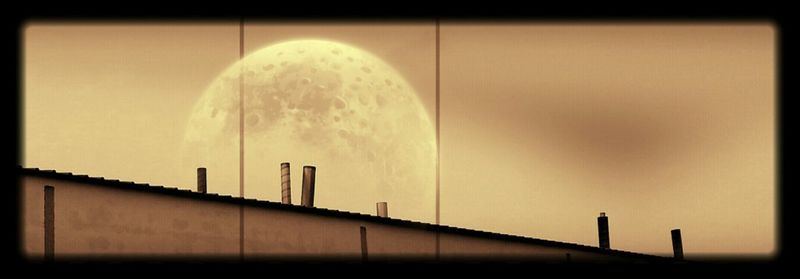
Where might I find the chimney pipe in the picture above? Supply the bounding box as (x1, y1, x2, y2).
(376, 202, 388, 217)
(197, 167, 207, 194)
(671, 229, 684, 260)
(301, 166, 316, 207)
(597, 212, 610, 249)
(280, 162, 291, 204)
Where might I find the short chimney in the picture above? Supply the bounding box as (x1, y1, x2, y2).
(597, 212, 610, 249)
(197, 167, 207, 193)
(671, 229, 684, 260)
(301, 166, 316, 207)
(376, 202, 388, 217)
(280, 162, 291, 204)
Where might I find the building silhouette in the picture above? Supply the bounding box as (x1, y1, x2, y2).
(19, 166, 677, 262)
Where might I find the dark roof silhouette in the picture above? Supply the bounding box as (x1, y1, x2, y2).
(19, 166, 672, 261)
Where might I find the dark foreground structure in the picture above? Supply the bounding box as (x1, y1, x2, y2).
(19, 166, 675, 263)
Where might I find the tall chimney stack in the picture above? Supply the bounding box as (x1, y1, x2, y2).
(597, 212, 610, 249)
(671, 229, 684, 260)
(280, 162, 292, 204)
(301, 166, 316, 207)
(197, 167, 207, 194)
(376, 202, 388, 217)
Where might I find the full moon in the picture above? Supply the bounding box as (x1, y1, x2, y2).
(180, 39, 435, 222)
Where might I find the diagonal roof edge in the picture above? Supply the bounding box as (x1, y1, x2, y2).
(17, 166, 672, 261)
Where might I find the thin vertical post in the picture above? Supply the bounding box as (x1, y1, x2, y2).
(360, 226, 368, 262)
(44, 185, 54, 261)
(435, 17, 441, 261)
(238, 17, 245, 261)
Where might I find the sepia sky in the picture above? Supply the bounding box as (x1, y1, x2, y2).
(23, 21, 775, 256)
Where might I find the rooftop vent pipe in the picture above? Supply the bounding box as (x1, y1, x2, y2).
(197, 167, 207, 194)
(280, 162, 291, 204)
(376, 202, 388, 217)
(301, 166, 316, 207)
(598, 212, 610, 249)
(671, 229, 684, 260)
